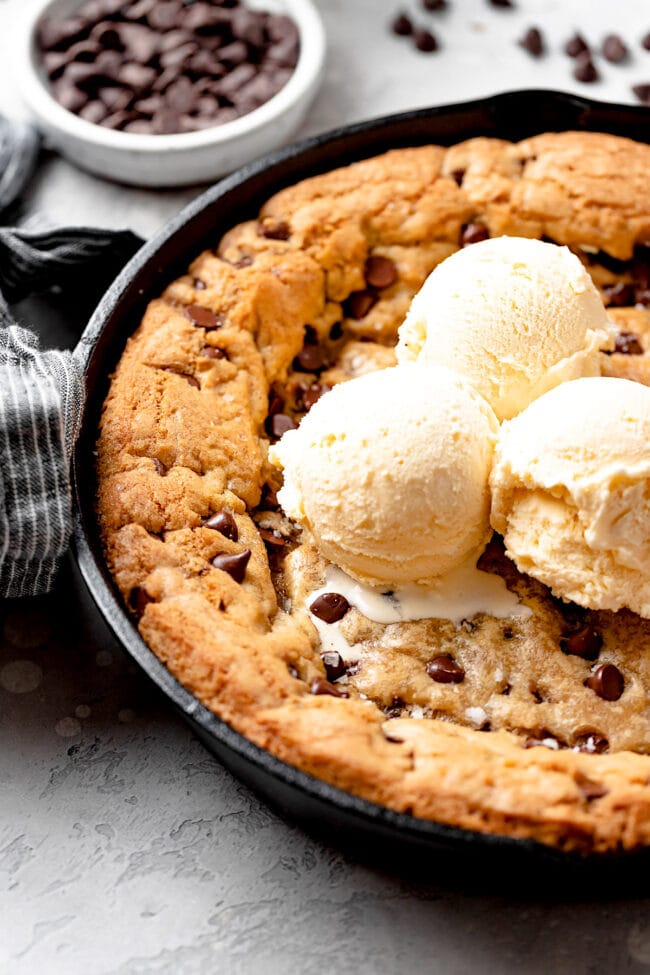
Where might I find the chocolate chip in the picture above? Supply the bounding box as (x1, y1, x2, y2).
(294, 342, 324, 373)
(202, 345, 225, 360)
(426, 654, 465, 684)
(258, 528, 286, 550)
(384, 696, 405, 719)
(602, 33, 628, 63)
(266, 413, 297, 440)
(391, 13, 413, 35)
(258, 218, 291, 240)
(310, 592, 350, 623)
(613, 330, 643, 355)
(267, 391, 284, 417)
(301, 382, 330, 411)
(489, 0, 514, 7)
(450, 168, 465, 186)
(519, 27, 544, 57)
(79, 100, 108, 124)
(212, 549, 251, 583)
(422, 0, 447, 9)
(643, 33, 650, 52)
(185, 304, 220, 330)
(129, 585, 155, 617)
(565, 33, 589, 57)
(574, 52, 599, 82)
(329, 321, 343, 341)
(321, 651, 347, 682)
(152, 458, 167, 476)
(205, 510, 238, 541)
(632, 84, 650, 104)
(602, 281, 635, 307)
(560, 624, 603, 661)
(574, 732, 609, 754)
(310, 677, 349, 699)
(344, 289, 378, 319)
(585, 663, 624, 701)
(364, 255, 398, 290)
(413, 28, 438, 52)
(460, 222, 489, 246)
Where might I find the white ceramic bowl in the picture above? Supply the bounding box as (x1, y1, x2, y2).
(15, 0, 326, 187)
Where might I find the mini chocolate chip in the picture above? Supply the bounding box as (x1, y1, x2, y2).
(310, 677, 349, 698)
(413, 28, 438, 52)
(633, 84, 650, 105)
(152, 458, 167, 476)
(565, 33, 589, 57)
(460, 222, 489, 246)
(426, 654, 465, 684)
(202, 345, 226, 359)
(574, 52, 599, 82)
(602, 33, 628, 63)
(266, 413, 297, 439)
(392, 12, 413, 34)
(301, 382, 330, 411)
(185, 304, 220, 330)
(321, 650, 347, 682)
(344, 289, 378, 319)
(205, 510, 238, 541)
(130, 585, 155, 617)
(310, 592, 350, 623)
(212, 549, 251, 583)
(258, 218, 290, 240)
(585, 663, 624, 701)
(613, 330, 643, 355)
(560, 624, 603, 661)
(602, 281, 635, 307)
(574, 732, 609, 754)
(519, 27, 544, 57)
(364, 255, 398, 290)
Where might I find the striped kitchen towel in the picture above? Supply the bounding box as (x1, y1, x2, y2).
(0, 114, 142, 597)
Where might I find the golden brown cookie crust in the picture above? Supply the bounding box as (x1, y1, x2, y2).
(97, 131, 650, 854)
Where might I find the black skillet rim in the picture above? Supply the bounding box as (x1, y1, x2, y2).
(72, 89, 650, 870)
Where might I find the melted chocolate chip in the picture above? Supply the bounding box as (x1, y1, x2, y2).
(205, 510, 238, 541)
(574, 732, 609, 754)
(310, 592, 349, 623)
(585, 663, 624, 701)
(321, 650, 347, 682)
(364, 255, 398, 290)
(266, 413, 297, 439)
(310, 677, 349, 698)
(185, 304, 221, 330)
(426, 654, 465, 684)
(129, 585, 154, 617)
(565, 33, 589, 57)
(460, 222, 489, 247)
(212, 549, 251, 583)
(560, 624, 602, 661)
(519, 27, 544, 57)
(574, 52, 598, 82)
(258, 218, 291, 240)
(613, 330, 643, 355)
(602, 33, 628, 63)
(344, 289, 378, 319)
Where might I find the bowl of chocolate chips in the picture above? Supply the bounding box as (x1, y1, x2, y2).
(16, 0, 325, 186)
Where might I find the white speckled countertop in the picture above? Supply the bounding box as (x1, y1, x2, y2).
(3, 1, 650, 972)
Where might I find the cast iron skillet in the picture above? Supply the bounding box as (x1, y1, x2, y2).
(73, 90, 650, 886)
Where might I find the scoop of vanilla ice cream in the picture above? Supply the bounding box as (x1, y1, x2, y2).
(269, 364, 499, 587)
(490, 377, 650, 617)
(396, 236, 614, 421)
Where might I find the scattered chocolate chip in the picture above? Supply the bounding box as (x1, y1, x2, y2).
(301, 382, 331, 411)
(426, 654, 465, 684)
(423, 0, 447, 9)
(185, 304, 221, 330)
(266, 413, 297, 439)
(574, 732, 609, 754)
(258, 218, 291, 240)
(643, 33, 650, 52)
(565, 33, 589, 57)
(560, 624, 603, 661)
(602, 281, 635, 307)
(632, 83, 650, 104)
(205, 510, 238, 541)
(344, 289, 378, 319)
(489, 0, 514, 7)
(574, 52, 599, 82)
(413, 28, 438, 52)
(310, 677, 349, 699)
(202, 345, 225, 360)
(310, 592, 350, 623)
(519, 27, 544, 57)
(260, 484, 279, 510)
(364, 255, 398, 290)
(212, 549, 251, 583)
(602, 33, 628, 63)
(585, 663, 624, 701)
(612, 330, 643, 355)
(258, 528, 286, 550)
(129, 585, 154, 617)
(321, 650, 347, 682)
(294, 339, 324, 373)
(152, 458, 167, 476)
(460, 222, 489, 247)
(391, 14, 413, 37)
